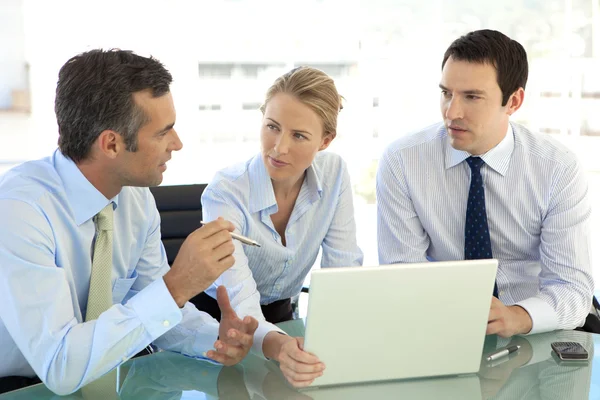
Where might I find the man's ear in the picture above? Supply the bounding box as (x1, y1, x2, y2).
(319, 131, 336, 151)
(506, 88, 525, 116)
(96, 129, 122, 159)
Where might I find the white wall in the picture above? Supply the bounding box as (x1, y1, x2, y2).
(0, 0, 26, 109)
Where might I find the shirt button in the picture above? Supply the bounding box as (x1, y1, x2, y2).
(163, 320, 170, 327)
(499, 291, 505, 296)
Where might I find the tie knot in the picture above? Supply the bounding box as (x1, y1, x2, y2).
(466, 156, 485, 172)
(95, 203, 114, 231)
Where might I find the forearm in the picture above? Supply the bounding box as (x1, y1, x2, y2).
(508, 305, 533, 334)
(203, 248, 283, 357)
(535, 158, 593, 331)
(163, 268, 213, 308)
(516, 287, 591, 334)
(18, 279, 181, 395)
(262, 331, 293, 361)
(153, 300, 220, 358)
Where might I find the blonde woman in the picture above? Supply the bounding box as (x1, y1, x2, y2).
(200, 67, 363, 387)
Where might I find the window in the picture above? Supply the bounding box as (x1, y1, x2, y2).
(1, 0, 599, 282)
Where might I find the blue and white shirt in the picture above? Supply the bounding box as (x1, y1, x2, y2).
(377, 122, 593, 334)
(0, 150, 219, 394)
(202, 151, 363, 353)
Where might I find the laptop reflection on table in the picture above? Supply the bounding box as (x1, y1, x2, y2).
(305, 374, 481, 400)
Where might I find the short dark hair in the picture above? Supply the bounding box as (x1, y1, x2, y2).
(442, 29, 528, 106)
(55, 49, 173, 162)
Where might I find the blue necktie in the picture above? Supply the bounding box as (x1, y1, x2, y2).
(465, 157, 498, 297)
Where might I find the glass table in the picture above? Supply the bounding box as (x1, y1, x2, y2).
(1, 319, 597, 399)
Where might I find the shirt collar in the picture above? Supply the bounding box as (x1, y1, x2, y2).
(249, 154, 276, 214)
(248, 153, 323, 213)
(304, 157, 323, 203)
(53, 149, 119, 226)
(444, 122, 515, 176)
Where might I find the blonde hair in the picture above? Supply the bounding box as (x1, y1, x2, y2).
(260, 66, 342, 135)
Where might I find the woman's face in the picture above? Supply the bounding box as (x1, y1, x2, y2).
(261, 93, 334, 185)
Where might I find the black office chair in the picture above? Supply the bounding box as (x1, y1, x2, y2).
(150, 184, 308, 321)
(150, 184, 206, 265)
(149, 184, 220, 316)
(578, 297, 600, 333)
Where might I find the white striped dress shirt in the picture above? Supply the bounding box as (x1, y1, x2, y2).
(202, 151, 363, 355)
(377, 122, 593, 334)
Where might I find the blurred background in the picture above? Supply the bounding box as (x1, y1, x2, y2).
(1, 0, 599, 279)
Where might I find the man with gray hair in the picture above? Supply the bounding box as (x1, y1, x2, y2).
(0, 49, 257, 395)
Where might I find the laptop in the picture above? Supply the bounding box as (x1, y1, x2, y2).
(302, 259, 497, 388)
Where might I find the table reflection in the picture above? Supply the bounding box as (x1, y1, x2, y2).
(0, 326, 595, 400)
(114, 330, 594, 400)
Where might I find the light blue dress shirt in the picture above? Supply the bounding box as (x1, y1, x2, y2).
(377, 122, 593, 334)
(0, 150, 218, 395)
(202, 151, 363, 354)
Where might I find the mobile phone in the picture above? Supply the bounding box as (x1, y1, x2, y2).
(551, 341, 589, 360)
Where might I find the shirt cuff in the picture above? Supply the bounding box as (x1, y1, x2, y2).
(127, 278, 183, 339)
(252, 320, 285, 358)
(515, 296, 559, 335)
(180, 352, 222, 365)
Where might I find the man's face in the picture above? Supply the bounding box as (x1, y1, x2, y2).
(118, 90, 182, 187)
(440, 57, 514, 155)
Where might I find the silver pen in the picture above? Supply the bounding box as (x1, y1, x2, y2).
(200, 221, 262, 247)
(486, 345, 520, 361)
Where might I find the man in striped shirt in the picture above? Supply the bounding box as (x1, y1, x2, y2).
(377, 29, 593, 337)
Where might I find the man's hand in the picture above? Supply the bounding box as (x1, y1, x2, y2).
(487, 297, 533, 337)
(207, 286, 258, 366)
(164, 218, 235, 307)
(263, 332, 325, 388)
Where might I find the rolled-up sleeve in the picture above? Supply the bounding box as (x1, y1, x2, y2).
(517, 159, 593, 333)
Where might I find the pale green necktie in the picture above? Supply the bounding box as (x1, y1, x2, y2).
(81, 204, 118, 399)
(85, 203, 114, 322)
